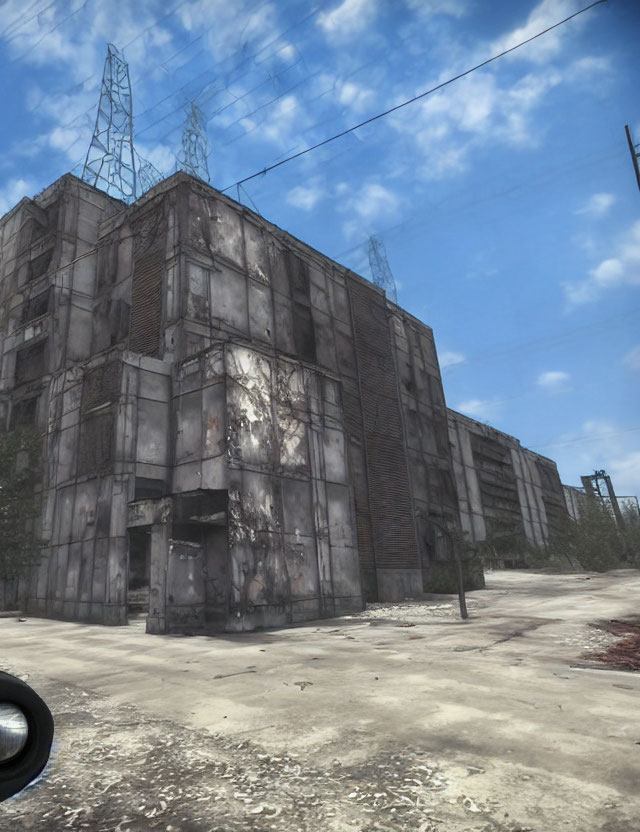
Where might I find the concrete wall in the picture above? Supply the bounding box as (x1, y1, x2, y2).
(448, 409, 568, 558)
(0, 171, 470, 629)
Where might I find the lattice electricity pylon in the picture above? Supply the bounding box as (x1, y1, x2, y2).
(135, 150, 164, 195)
(176, 102, 210, 183)
(82, 43, 137, 202)
(368, 235, 398, 305)
(625, 125, 640, 192)
(580, 469, 624, 527)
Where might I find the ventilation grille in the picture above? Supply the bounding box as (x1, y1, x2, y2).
(348, 279, 419, 570)
(129, 250, 163, 356)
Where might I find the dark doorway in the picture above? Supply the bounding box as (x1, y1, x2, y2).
(128, 529, 151, 618)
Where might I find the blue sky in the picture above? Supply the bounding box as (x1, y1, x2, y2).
(1, 0, 639, 498)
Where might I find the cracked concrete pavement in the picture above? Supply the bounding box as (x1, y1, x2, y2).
(1, 569, 639, 831)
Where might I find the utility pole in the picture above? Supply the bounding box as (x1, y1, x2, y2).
(368, 235, 398, 305)
(625, 125, 640, 192)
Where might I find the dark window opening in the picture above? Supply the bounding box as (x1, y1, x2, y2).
(292, 301, 316, 363)
(77, 407, 114, 476)
(28, 249, 54, 282)
(22, 290, 50, 324)
(15, 340, 47, 385)
(134, 477, 166, 501)
(81, 359, 122, 413)
(171, 522, 204, 544)
(10, 396, 39, 429)
(128, 529, 150, 616)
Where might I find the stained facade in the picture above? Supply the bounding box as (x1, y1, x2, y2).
(0, 172, 483, 633)
(448, 410, 567, 563)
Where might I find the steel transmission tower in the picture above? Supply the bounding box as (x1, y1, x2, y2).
(581, 469, 624, 527)
(368, 235, 398, 305)
(176, 102, 210, 182)
(82, 44, 137, 202)
(625, 125, 640, 192)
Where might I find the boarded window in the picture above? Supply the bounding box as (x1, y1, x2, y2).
(22, 290, 50, 324)
(129, 250, 163, 356)
(77, 407, 115, 476)
(15, 340, 46, 384)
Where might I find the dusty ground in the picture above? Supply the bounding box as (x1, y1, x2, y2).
(1, 569, 639, 832)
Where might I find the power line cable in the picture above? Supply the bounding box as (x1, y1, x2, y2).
(220, 0, 607, 193)
(534, 426, 640, 450)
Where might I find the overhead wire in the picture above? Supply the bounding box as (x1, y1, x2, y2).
(219, 0, 608, 193)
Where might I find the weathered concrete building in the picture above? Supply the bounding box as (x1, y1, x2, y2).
(448, 409, 567, 563)
(0, 172, 476, 633)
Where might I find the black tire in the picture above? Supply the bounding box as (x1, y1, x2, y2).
(0, 671, 54, 802)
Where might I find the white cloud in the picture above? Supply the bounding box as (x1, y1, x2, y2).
(575, 192, 616, 217)
(623, 346, 640, 372)
(286, 184, 324, 211)
(439, 350, 466, 369)
(455, 398, 501, 420)
(550, 419, 640, 497)
(336, 81, 374, 114)
(317, 0, 378, 38)
(341, 182, 400, 238)
(608, 452, 640, 498)
(0, 178, 35, 216)
(490, 0, 588, 65)
(537, 370, 570, 389)
(564, 219, 640, 305)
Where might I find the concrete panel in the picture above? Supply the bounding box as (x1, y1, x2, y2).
(376, 567, 423, 601)
(56, 425, 78, 484)
(211, 264, 248, 333)
(64, 541, 83, 603)
(137, 398, 169, 465)
(202, 382, 225, 458)
(71, 479, 98, 542)
(79, 540, 95, 603)
(312, 308, 338, 372)
(244, 220, 269, 285)
(273, 294, 295, 355)
(187, 261, 208, 320)
(329, 545, 362, 599)
(281, 477, 314, 535)
(328, 277, 350, 323)
(201, 457, 228, 490)
(211, 201, 244, 269)
(138, 368, 170, 402)
(323, 427, 347, 484)
(175, 390, 202, 462)
(248, 280, 274, 345)
(282, 533, 318, 600)
(326, 482, 354, 548)
(66, 304, 93, 361)
(309, 267, 329, 311)
(55, 485, 76, 542)
(109, 483, 129, 539)
(204, 347, 224, 381)
(173, 461, 202, 493)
